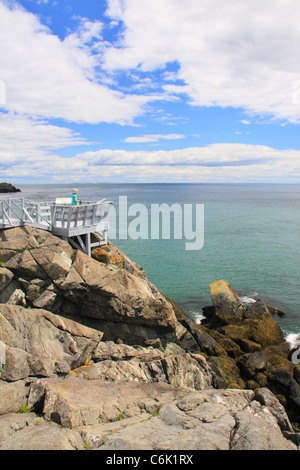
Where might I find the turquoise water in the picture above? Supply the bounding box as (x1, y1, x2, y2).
(7, 183, 300, 337)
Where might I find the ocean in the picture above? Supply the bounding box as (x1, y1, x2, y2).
(3, 183, 300, 344)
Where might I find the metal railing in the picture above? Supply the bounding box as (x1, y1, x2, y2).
(51, 201, 107, 230)
(0, 197, 113, 234)
(0, 197, 51, 228)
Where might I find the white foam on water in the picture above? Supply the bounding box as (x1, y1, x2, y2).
(189, 310, 206, 324)
(240, 291, 260, 305)
(240, 296, 256, 305)
(286, 333, 300, 349)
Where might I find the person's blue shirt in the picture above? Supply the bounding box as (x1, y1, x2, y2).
(72, 193, 79, 205)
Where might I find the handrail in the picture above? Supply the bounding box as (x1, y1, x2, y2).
(0, 197, 113, 255)
(24, 200, 52, 227)
(0, 197, 113, 232)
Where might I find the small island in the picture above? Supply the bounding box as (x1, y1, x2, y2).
(0, 182, 21, 193)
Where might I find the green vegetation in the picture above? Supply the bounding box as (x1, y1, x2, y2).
(19, 403, 33, 413)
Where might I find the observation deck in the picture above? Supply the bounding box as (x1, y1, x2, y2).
(0, 197, 113, 256)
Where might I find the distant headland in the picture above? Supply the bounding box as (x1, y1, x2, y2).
(0, 182, 21, 193)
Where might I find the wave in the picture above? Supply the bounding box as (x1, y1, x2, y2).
(240, 291, 261, 306)
(286, 333, 300, 350)
(240, 295, 257, 305)
(186, 309, 206, 324)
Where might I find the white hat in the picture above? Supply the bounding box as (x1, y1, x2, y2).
(73, 188, 78, 193)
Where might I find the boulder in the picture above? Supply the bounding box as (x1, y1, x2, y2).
(0, 414, 84, 450)
(7, 289, 26, 307)
(91, 247, 110, 263)
(209, 280, 244, 324)
(92, 240, 147, 280)
(254, 387, 294, 432)
(243, 301, 285, 347)
(180, 317, 226, 356)
(161, 353, 213, 390)
(207, 355, 246, 389)
(65, 351, 212, 392)
(0, 304, 103, 381)
(271, 368, 300, 419)
(231, 401, 295, 450)
(0, 268, 14, 293)
(210, 280, 243, 311)
(0, 226, 64, 263)
(59, 249, 177, 332)
(0, 226, 177, 344)
(0, 380, 28, 415)
(0, 299, 213, 393)
(237, 352, 272, 385)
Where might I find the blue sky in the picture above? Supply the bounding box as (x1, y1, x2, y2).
(1, 0, 300, 183)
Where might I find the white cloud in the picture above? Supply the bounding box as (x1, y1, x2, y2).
(77, 143, 300, 168)
(1, 129, 299, 182)
(104, 0, 300, 123)
(67, 17, 103, 45)
(43, 143, 298, 183)
(0, 2, 149, 124)
(0, 113, 88, 167)
(124, 133, 185, 143)
(1, 1, 300, 185)
(2, 0, 300, 127)
(3, 0, 300, 127)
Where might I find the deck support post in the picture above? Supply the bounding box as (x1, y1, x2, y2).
(85, 233, 91, 257)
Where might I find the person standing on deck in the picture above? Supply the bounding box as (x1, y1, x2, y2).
(72, 188, 81, 205)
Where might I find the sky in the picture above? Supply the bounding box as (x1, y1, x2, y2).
(1, 0, 300, 184)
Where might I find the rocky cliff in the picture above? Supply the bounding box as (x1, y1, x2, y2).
(0, 226, 299, 450)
